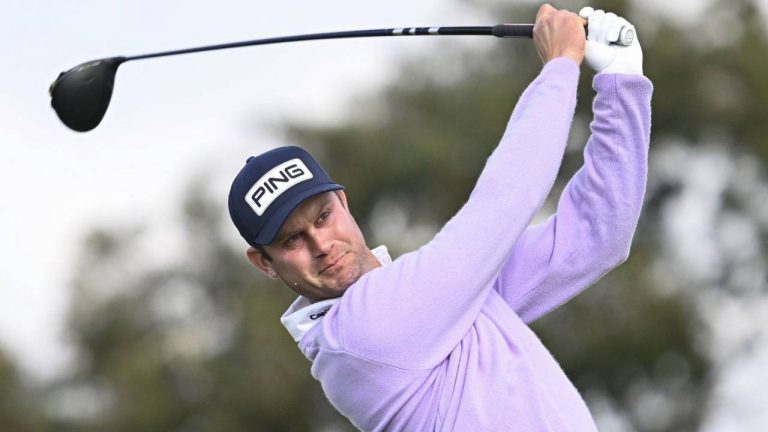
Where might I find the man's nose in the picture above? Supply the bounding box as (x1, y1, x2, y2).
(307, 229, 332, 258)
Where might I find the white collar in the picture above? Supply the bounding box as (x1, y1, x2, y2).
(280, 245, 392, 342)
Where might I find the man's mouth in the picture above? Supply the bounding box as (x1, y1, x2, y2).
(320, 252, 348, 275)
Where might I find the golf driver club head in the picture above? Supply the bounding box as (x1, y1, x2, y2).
(49, 57, 125, 132)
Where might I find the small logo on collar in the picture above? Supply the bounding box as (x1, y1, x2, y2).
(310, 308, 331, 320)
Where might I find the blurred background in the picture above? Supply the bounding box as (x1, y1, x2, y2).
(1, 0, 767, 430)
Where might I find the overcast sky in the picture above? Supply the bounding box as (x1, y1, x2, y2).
(1, 0, 765, 428)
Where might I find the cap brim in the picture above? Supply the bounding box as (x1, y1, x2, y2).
(253, 183, 344, 245)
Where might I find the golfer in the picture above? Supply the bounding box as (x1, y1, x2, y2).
(228, 5, 651, 431)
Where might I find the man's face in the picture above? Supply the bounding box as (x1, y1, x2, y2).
(247, 191, 380, 302)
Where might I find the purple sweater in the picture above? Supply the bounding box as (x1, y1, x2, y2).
(281, 58, 653, 431)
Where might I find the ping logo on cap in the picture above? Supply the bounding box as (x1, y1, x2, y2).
(245, 158, 313, 216)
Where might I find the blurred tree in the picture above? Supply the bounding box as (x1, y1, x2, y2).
(0, 350, 46, 431)
(646, 0, 768, 162)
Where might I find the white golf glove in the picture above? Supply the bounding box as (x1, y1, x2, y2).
(579, 7, 643, 75)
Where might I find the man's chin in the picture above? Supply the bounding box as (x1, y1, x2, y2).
(331, 268, 364, 292)
(322, 256, 376, 295)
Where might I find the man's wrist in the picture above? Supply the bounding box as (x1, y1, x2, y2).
(544, 49, 583, 66)
(545, 55, 582, 70)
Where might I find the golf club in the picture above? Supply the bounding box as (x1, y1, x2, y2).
(50, 24, 635, 132)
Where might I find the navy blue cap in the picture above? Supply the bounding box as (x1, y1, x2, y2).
(228, 146, 343, 246)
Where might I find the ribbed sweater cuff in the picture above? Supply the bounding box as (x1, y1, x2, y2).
(593, 73, 654, 105)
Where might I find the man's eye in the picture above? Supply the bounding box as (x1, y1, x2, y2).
(285, 233, 301, 245)
(318, 211, 330, 223)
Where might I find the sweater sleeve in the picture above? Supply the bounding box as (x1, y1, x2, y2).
(328, 58, 581, 369)
(493, 73, 653, 324)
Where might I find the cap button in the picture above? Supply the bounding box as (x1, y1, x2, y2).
(246, 156, 255, 163)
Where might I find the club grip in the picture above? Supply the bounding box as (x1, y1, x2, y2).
(586, 25, 636, 46)
(492, 23, 635, 46)
(492, 24, 534, 38)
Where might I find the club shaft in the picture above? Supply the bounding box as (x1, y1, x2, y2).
(124, 25, 534, 62)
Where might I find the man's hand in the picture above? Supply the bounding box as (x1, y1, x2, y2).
(580, 7, 644, 75)
(533, 4, 586, 65)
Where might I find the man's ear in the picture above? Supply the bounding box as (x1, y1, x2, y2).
(247, 247, 278, 279)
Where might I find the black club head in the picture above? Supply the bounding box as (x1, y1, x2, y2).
(49, 57, 125, 132)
